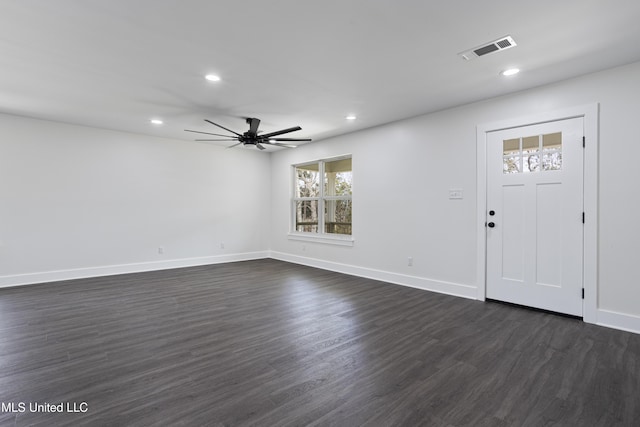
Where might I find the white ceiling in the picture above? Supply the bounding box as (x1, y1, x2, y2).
(2, 0, 640, 149)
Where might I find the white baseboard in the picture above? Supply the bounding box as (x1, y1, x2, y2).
(269, 251, 478, 300)
(5, 253, 639, 336)
(597, 309, 640, 335)
(0, 251, 269, 288)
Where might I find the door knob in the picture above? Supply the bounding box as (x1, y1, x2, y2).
(488, 222, 495, 228)
(489, 210, 495, 216)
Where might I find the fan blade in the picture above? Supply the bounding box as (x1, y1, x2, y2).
(185, 129, 235, 138)
(195, 139, 239, 141)
(247, 117, 260, 134)
(267, 138, 312, 142)
(256, 143, 266, 150)
(204, 119, 243, 137)
(226, 142, 244, 149)
(259, 126, 302, 139)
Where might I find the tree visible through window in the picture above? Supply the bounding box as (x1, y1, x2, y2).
(293, 156, 352, 236)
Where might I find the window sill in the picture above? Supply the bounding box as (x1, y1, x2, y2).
(287, 232, 355, 247)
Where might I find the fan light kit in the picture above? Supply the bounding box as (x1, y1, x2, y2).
(185, 118, 311, 150)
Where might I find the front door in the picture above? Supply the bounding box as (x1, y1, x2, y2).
(486, 118, 584, 316)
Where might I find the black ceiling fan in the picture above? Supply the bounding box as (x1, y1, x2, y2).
(185, 118, 311, 150)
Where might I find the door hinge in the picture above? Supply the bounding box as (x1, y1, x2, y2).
(582, 288, 585, 299)
(582, 212, 585, 223)
(583, 136, 585, 148)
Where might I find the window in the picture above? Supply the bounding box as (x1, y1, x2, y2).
(503, 132, 562, 174)
(292, 156, 352, 240)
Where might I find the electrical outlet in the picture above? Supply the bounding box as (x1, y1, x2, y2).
(408, 256, 413, 266)
(220, 243, 225, 249)
(158, 247, 164, 255)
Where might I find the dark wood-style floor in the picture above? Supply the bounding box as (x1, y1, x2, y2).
(0, 259, 638, 426)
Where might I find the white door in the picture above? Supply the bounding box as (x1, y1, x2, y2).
(486, 118, 584, 316)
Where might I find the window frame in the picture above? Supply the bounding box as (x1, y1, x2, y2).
(288, 155, 354, 246)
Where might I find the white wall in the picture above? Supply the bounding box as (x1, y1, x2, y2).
(2, 61, 638, 333)
(0, 114, 271, 285)
(270, 60, 640, 332)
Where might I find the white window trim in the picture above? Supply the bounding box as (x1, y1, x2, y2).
(289, 155, 354, 246)
(287, 231, 354, 246)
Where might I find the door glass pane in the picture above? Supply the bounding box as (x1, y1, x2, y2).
(296, 164, 320, 197)
(325, 200, 352, 235)
(542, 132, 562, 171)
(522, 135, 540, 173)
(324, 158, 352, 196)
(503, 138, 520, 174)
(503, 133, 562, 173)
(295, 200, 319, 232)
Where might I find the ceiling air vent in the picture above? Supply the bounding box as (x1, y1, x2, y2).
(458, 36, 517, 61)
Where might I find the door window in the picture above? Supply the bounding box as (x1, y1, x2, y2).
(503, 132, 562, 174)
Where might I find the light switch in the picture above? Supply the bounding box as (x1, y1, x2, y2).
(449, 189, 463, 199)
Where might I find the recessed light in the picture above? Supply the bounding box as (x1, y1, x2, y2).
(205, 74, 221, 82)
(345, 115, 357, 120)
(501, 68, 520, 76)
(150, 119, 163, 125)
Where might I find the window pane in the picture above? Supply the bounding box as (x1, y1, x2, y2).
(524, 154, 540, 172)
(295, 200, 319, 233)
(503, 139, 520, 174)
(542, 132, 562, 171)
(324, 158, 352, 196)
(296, 164, 320, 198)
(503, 138, 519, 154)
(503, 155, 521, 174)
(325, 200, 352, 235)
(522, 135, 539, 151)
(522, 135, 540, 173)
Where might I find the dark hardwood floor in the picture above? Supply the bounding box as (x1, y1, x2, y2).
(0, 259, 638, 426)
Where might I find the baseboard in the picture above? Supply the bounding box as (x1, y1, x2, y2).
(0, 251, 270, 288)
(5, 252, 639, 336)
(269, 251, 477, 300)
(597, 309, 640, 335)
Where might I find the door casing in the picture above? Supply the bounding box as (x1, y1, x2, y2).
(476, 104, 599, 324)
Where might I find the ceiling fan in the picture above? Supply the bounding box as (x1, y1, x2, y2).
(185, 118, 311, 150)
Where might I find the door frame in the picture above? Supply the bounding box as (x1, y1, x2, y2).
(476, 104, 599, 324)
